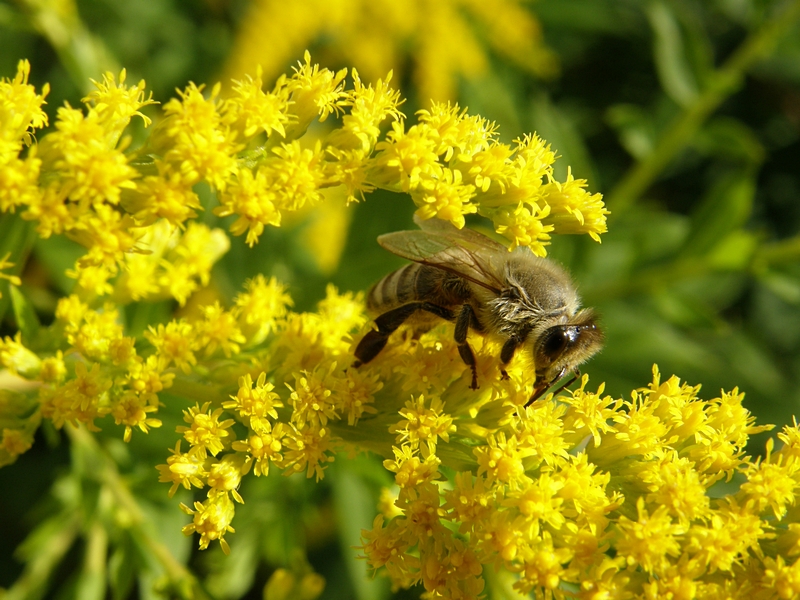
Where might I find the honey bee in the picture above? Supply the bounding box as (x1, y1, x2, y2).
(353, 217, 603, 406)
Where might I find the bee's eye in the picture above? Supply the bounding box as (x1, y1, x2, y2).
(542, 328, 567, 356)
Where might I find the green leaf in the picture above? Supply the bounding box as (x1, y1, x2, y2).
(34, 235, 83, 295)
(606, 103, 657, 160)
(9, 285, 40, 340)
(0, 212, 36, 325)
(647, 0, 700, 106)
(73, 524, 108, 600)
(108, 539, 137, 600)
(706, 230, 758, 270)
(761, 270, 800, 305)
(330, 458, 390, 600)
(679, 170, 756, 259)
(696, 116, 765, 164)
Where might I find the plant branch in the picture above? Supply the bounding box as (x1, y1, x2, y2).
(605, 0, 800, 214)
(67, 425, 213, 600)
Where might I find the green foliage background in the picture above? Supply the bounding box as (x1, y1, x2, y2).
(1, 0, 800, 598)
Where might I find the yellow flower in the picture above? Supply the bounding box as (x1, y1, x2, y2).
(474, 432, 530, 489)
(40, 361, 112, 431)
(151, 81, 240, 190)
(615, 497, 684, 574)
(37, 105, 139, 208)
(390, 394, 456, 458)
(38, 352, 66, 383)
(225, 66, 293, 139)
(232, 420, 286, 477)
(685, 502, 767, 573)
(0, 332, 41, 378)
(636, 452, 711, 524)
(223, 372, 283, 430)
(108, 336, 138, 366)
(195, 302, 246, 358)
(336, 69, 404, 152)
(541, 168, 609, 241)
(383, 444, 441, 488)
(1, 427, 34, 460)
(176, 402, 236, 458)
(323, 147, 375, 204)
(561, 377, 620, 447)
(158, 223, 230, 306)
(181, 491, 236, 554)
(411, 167, 477, 229)
(7, 58, 798, 599)
(0, 59, 50, 157)
(491, 202, 554, 255)
(516, 532, 574, 593)
(127, 167, 202, 227)
(514, 399, 571, 467)
(360, 515, 417, 586)
(287, 364, 340, 429)
(145, 320, 198, 373)
(215, 165, 282, 246)
(285, 51, 348, 130)
(282, 422, 335, 481)
(740, 438, 799, 519)
(333, 367, 381, 426)
(234, 274, 293, 345)
(503, 472, 566, 536)
(82, 69, 156, 140)
(443, 472, 495, 535)
(370, 120, 442, 192)
(156, 441, 208, 497)
(206, 454, 247, 503)
(111, 390, 162, 443)
(0, 155, 41, 214)
(127, 355, 174, 405)
(761, 555, 800, 599)
(262, 140, 326, 212)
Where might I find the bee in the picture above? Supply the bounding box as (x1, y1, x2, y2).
(353, 217, 603, 406)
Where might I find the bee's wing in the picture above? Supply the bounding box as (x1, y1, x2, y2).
(378, 219, 507, 293)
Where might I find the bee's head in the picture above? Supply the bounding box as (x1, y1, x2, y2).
(530, 309, 603, 401)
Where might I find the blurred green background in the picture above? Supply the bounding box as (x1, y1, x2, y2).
(2, 0, 800, 598)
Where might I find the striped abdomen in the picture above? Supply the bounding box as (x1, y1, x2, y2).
(366, 263, 470, 314)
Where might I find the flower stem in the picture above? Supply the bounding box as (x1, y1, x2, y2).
(606, 0, 800, 214)
(67, 425, 212, 600)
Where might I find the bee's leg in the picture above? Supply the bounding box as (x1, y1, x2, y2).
(454, 305, 480, 390)
(499, 329, 529, 380)
(354, 302, 454, 366)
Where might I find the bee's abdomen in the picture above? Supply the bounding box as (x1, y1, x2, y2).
(367, 264, 470, 314)
(367, 263, 423, 313)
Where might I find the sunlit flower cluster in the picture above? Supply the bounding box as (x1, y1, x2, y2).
(360, 356, 800, 599)
(2, 56, 605, 299)
(1, 57, 795, 599)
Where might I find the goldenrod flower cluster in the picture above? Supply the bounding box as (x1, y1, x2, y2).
(1, 56, 797, 599)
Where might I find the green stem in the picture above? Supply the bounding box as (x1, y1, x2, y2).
(588, 232, 800, 301)
(754, 234, 800, 268)
(2, 517, 80, 600)
(67, 425, 212, 600)
(0, 212, 37, 325)
(605, 0, 800, 214)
